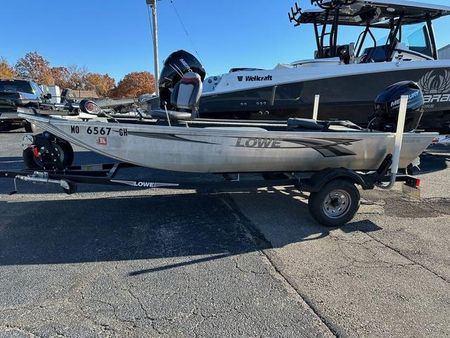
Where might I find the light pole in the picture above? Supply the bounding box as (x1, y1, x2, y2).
(146, 0, 160, 96)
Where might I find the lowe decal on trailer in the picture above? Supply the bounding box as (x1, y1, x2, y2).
(110, 180, 178, 188)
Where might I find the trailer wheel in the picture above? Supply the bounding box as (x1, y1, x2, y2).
(308, 179, 360, 227)
(56, 140, 74, 169)
(22, 139, 74, 170)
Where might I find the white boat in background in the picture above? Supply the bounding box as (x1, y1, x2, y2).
(158, 0, 450, 133)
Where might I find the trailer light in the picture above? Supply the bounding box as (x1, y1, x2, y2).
(415, 179, 421, 188)
(32, 146, 40, 158)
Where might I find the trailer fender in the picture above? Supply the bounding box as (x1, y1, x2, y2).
(302, 168, 373, 192)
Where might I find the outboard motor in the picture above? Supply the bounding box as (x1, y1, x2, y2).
(159, 50, 206, 110)
(370, 81, 424, 132)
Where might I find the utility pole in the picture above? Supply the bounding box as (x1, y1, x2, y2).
(146, 0, 160, 96)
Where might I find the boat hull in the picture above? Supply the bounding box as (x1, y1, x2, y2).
(22, 114, 436, 174)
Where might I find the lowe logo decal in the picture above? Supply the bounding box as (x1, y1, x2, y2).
(134, 181, 157, 188)
(237, 75, 273, 82)
(236, 137, 281, 148)
(418, 70, 450, 104)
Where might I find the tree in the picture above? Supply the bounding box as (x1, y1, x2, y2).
(51, 67, 71, 89)
(65, 65, 89, 89)
(0, 58, 16, 79)
(85, 73, 116, 97)
(15, 52, 54, 85)
(112, 72, 155, 98)
(51, 65, 91, 90)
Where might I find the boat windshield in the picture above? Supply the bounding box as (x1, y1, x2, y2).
(401, 23, 432, 57)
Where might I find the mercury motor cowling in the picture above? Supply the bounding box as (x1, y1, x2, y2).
(369, 81, 424, 132)
(159, 50, 206, 110)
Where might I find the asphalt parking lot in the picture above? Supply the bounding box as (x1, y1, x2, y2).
(0, 130, 449, 338)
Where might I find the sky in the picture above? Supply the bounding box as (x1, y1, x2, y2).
(1, 0, 449, 81)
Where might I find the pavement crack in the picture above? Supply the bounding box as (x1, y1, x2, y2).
(126, 287, 149, 319)
(330, 234, 418, 270)
(363, 232, 450, 284)
(125, 286, 165, 335)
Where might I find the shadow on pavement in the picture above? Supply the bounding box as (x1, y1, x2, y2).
(0, 190, 379, 270)
(418, 152, 449, 174)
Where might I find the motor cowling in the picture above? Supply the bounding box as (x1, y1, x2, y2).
(370, 81, 424, 132)
(159, 50, 206, 110)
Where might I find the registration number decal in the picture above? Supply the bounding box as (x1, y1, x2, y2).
(70, 126, 128, 137)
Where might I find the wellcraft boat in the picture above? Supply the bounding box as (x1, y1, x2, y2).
(158, 0, 450, 132)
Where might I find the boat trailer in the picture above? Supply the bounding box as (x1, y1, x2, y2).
(0, 155, 420, 227)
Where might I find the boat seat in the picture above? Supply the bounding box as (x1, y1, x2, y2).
(151, 72, 203, 121)
(287, 118, 326, 131)
(171, 72, 203, 113)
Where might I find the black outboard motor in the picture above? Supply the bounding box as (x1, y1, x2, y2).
(159, 50, 206, 110)
(370, 81, 424, 132)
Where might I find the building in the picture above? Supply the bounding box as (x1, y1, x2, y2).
(63, 89, 99, 100)
(439, 44, 450, 59)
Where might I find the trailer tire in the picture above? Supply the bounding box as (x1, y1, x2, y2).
(308, 179, 360, 227)
(56, 140, 74, 169)
(22, 140, 74, 170)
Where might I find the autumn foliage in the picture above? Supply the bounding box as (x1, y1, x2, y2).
(51, 67, 72, 89)
(85, 73, 116, 97)
(0, 58, 16, 79)
(1, 51, 156, 98)
(15, 52, 54, 85)
(111, 72, 156, 98)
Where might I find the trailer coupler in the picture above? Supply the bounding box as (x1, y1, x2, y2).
(9, 171, 72, 195)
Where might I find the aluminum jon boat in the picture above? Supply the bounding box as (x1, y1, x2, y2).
(17, 79, 435, 172)
(20, 112, 433, 174)
(1, 80, 437, 227)
(18, 78, 437, 174)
